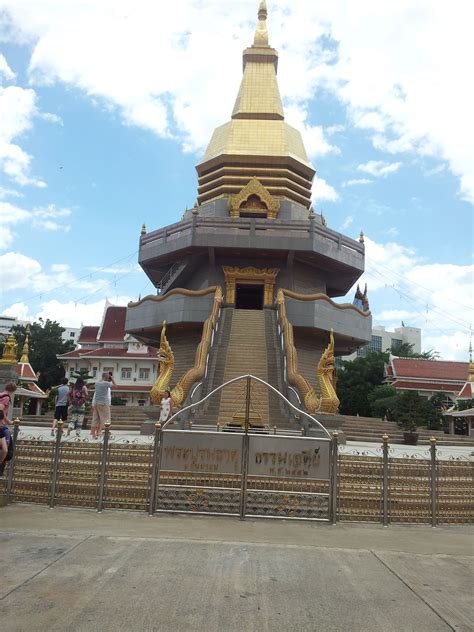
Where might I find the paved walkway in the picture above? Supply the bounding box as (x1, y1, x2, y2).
(16, 426, 474, 460)
(0, 505, 472, 631)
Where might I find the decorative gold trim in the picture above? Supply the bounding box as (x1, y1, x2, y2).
(281, 289, 371, 317)
(149, 287, 223, 407)
(276, 289, 340, 414)
(229, 177, 280, 219)
(222, 266, 279, 307)
(128, 286, 218, 308)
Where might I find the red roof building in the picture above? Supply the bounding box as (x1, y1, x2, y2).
(384, 354, 469, 403)
(57, 303, 158, 406)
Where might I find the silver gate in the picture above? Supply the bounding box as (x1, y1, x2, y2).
(149, 375, 338, 521)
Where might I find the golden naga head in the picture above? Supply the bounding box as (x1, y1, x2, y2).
(319, 329, 336, 373)
(157, 321, 174, 366)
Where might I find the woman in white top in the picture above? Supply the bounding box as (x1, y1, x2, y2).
(159, 390, 173, 423)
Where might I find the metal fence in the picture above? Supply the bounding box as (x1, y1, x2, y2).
(3, 422, 473, 525)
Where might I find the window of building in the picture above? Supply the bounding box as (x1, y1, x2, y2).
(70, 331, 75, 337)
(69, 369, 74, 377)
(356, 345, 369, 358)
(391, 338, 403, 349)
(370, 335, 382, 352)
(139, 368, 150, 380)
(121, 367, 132, 380)
(92, 367, 97, 377)
(103, 366, 114, 374)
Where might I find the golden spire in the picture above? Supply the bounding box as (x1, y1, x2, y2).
(254, 1, 269, 46)
(20, 333, 30, 363)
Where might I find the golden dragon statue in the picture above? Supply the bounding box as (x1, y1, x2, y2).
(276, 288, 340, 414)
(149, 286, 223, 406)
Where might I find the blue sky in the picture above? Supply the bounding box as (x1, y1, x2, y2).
(0, 0, 472, 360)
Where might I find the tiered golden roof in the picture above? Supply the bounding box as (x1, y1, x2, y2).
(196, 1, 315, 209)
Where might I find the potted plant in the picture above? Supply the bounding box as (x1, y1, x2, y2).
(397, 417, 419, 445)
(392, 391, 432, 446)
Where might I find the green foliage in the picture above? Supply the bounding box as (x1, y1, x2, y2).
(391, 391, 438, 431)
(111, 396, 126, 406)
(11, 319, 75, 390)
(367, 385, 398, 418)
(458, 398, 474, 412)
(337, 351, 389, 416)
(71, 367, 95, 384)
(390, 341, 439, 360)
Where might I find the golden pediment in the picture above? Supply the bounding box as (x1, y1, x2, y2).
(229, 177, 280, 219)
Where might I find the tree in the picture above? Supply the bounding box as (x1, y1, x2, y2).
(11, 319, 75, 390)
(391, 391, 438, 431)
(390, 341, 439, 360)
(71, 367, 95, 384)
(337, 351, 388, 416)
(368, 385, 398, 419)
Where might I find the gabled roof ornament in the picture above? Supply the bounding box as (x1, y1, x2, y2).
(254, 1, 269, 46)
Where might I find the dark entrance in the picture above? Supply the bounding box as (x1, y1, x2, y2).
(235, 284, 264, 310)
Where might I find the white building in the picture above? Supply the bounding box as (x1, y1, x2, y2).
(0, 315, 79, 348)
(58, 303, 157, 406)
(61, 327, 81, 346)
(341, 325, 422, 361)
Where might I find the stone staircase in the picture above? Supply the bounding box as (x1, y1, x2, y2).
(202, 309, 270, 426)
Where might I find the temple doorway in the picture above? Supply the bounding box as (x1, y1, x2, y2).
(235, 284, 264, 310)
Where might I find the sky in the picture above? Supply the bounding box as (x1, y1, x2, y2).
(0, 0, 472, 361)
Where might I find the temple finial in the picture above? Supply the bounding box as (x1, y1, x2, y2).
(254, 0, 269, 46)
(20, 332, 30, 363)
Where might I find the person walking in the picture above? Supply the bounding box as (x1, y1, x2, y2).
(91, 372, 116, 439)
(159, 390, 173, 424)
(67, 378, 89, 437)
(51, 378, 70, 436)
(0, 411, 11, 476)
(0, 382, 17, 425)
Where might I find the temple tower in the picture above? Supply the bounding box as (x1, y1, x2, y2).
(126, 2, 371, 425)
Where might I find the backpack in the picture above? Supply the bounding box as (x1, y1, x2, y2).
(1, 426, 13, 462)
(71, 386, 86, 407)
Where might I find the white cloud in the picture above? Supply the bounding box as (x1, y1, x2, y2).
(0, 201, 72, 248)
(0, 251, 42, 290)
(0, 186, 23, 199)
(340, 215, 354, 230)
(357, 160, 402, 178)
(285, 104, 339, 159)
(354, 237, 474, 360)
(0, 1, 472, 200)
(326, 124, 345, 136)
(4, 297, 132, 328)
(0, 53, 15, 81)
(343, 178, 372, 187)
(311, 176, 339, 204)
(0, 84, 46, 187)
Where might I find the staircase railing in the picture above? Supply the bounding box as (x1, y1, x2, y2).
(157, 261, 185, 295)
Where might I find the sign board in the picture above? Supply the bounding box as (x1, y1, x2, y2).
(161, 430, 243, 475)
(248, 435, 330, 480)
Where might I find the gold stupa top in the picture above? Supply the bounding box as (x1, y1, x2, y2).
(196, 1, 315, 209)
(20, 334, 30, 364)
(254, 1, 269, 46)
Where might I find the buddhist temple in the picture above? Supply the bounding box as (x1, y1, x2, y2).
(125, 2, 372, 427)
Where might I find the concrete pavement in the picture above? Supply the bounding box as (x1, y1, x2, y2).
(0, 505, 473, 631)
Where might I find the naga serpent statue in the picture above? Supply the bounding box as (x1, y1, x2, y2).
(149, 286, 223, 407)
(276, 288, 340, 414)
(150, 321, 183, 406)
